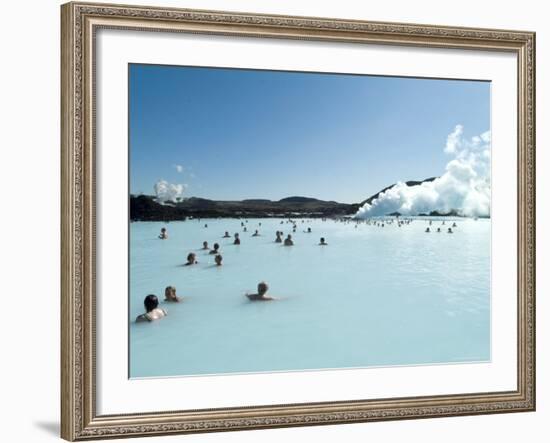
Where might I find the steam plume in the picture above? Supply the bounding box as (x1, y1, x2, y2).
(355, 125, 491, 218)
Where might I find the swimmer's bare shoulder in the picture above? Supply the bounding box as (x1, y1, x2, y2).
(135, 308, 167, 322)
(135, 314, 149, 323)
(245, 293, 278, 301)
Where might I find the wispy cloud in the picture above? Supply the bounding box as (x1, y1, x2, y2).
(173, 164, 184, 173)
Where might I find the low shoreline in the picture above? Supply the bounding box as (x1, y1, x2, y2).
(130, 194, 360, 221)
(130, 195, 489, 222)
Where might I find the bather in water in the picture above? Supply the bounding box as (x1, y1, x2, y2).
(223, 231, 231, 238)
(245, 282, 276, 301)
(252, 229, 260, 237)
(201, 241, 209, 250)
(164, 286, 181, 302)
(284, 234, 294, 246)
(209, 243, 220, 255)
(275, 231, 282, 243)
(185, 252, 198, 265)
(136, 294, 167, 322)
(233, 233, 241, 245)
(319, 237, 328, 245)
(214, 254, 223, 266)
(159, 227, 168, 239)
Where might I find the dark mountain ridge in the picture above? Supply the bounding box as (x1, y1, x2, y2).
(129, 176, 467, 221)
(130, 195, 359, 221)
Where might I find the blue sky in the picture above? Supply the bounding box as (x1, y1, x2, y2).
(129, 64, 490, 203)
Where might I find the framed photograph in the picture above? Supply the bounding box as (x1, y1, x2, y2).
(61, 2, 536, 440)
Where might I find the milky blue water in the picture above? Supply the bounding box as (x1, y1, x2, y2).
(129, 217, 490, 378)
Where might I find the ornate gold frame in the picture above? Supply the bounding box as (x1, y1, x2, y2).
(61, 2, 536, 440)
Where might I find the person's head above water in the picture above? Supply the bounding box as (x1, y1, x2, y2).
(320, 237, 327, 245)
(186, 252, 196, 264)
(258, 281, 269, 295)
(234, 233, 239, 238)
(202, 241, 208, 249)
(160, 228, 166, 233)
(215, 254, 223, 266)
(144, 294, 159, 312)
(213, 243, 219, 250)
(164, 286, 178, 301)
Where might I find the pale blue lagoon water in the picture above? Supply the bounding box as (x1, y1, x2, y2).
(129, 218, 490, 378)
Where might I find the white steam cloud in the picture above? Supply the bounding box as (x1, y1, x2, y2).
(154, 180, 186, 204)
(174, 164, 184, 173)
(355, 125, 491, 218)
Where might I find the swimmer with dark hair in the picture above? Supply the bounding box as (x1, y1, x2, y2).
(319, 237, 327, 245)
(204, 224, 208, 228)
(164, 286, 181, 302)
(214, 254, 223, 266)
(185, 252, 198, 265)
(448, 228, 453, 233)
(452, 222, 457, 228)
(245, 282, 275, 301)
(223, 231, 231, 238)
(202, 241, 209, 250)
(284, 234, 294, 246)
(233, 233, 241, 245)
(136, 294, 167, 322)
(437, 228, 441, 233)
(252, 230, 260, 237)
(275, 231, 282, 243)
(304, 227, 312, 233)
(159, 227, 168, 239)
(209, 243, 220, 255)
(425, 227, 431, 233)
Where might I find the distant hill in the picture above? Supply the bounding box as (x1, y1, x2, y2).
(130, 195, 359, 221)
(130, 176, 457, 221)
(278, 196, 320, 203)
